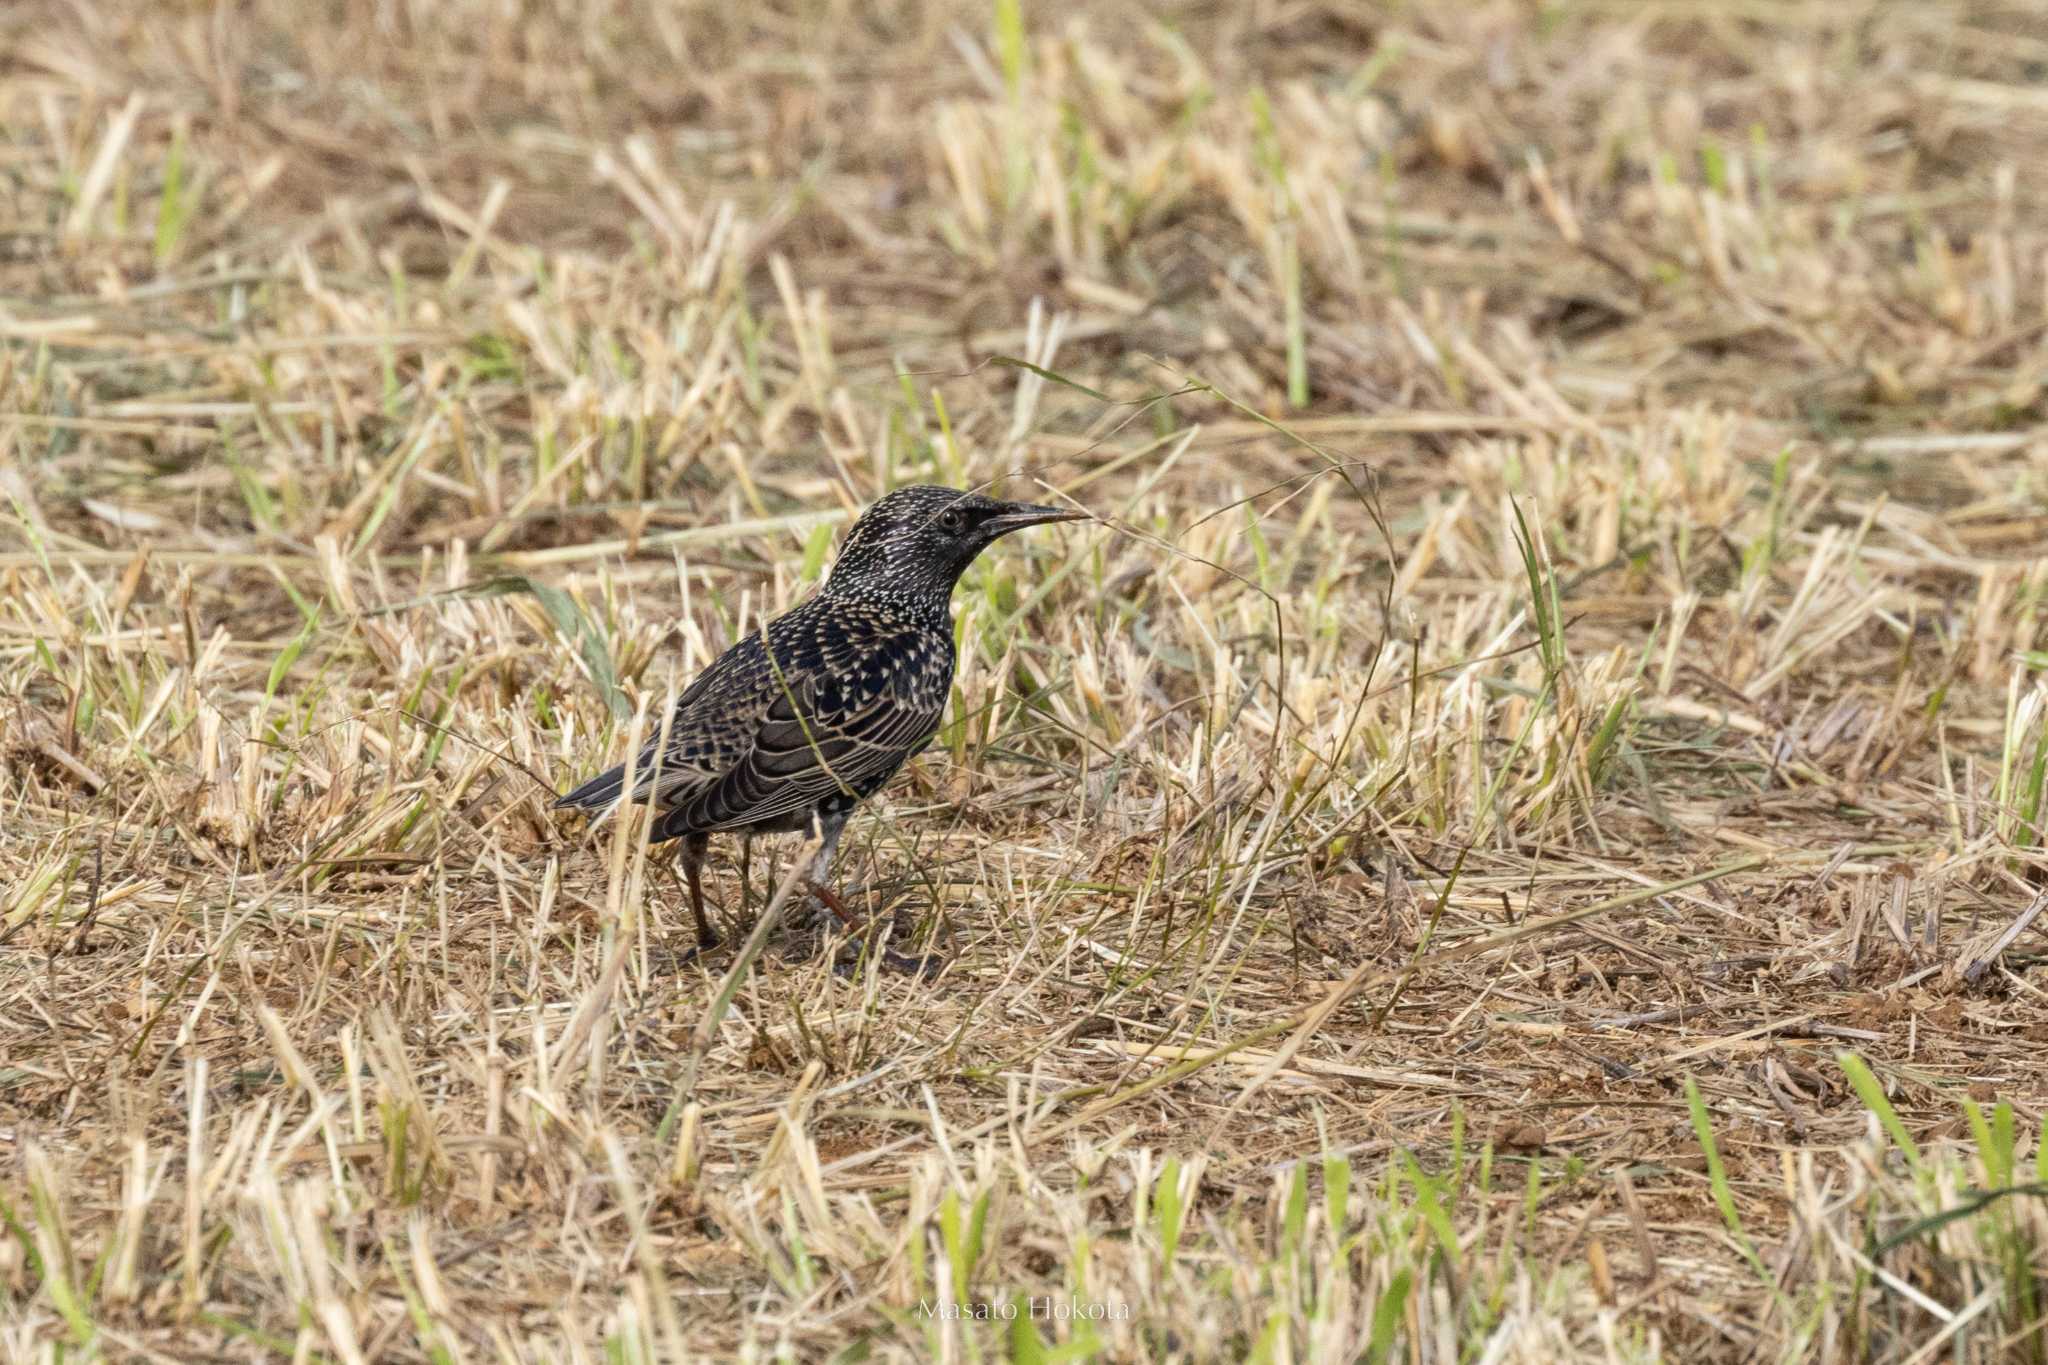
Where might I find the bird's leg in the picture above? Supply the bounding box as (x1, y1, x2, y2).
(806, 878, 861, 930)
(681, 833, 719, 950)
(800, 813, 858, 929)
(738, 834, 753, 920)
(803, 812, 942, 978)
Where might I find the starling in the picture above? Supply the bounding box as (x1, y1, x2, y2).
(555, 485, 1085, 969)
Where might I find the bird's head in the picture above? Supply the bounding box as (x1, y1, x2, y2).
(823, 485, 1085, 604)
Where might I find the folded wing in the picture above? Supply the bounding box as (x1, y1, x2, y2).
(553, 631, 772, 813)
(654, 651, 946, 838)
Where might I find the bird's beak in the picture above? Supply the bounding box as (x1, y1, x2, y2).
(982, 501, 1089, 537)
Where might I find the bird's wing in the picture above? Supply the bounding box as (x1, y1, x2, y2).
(668, 637, 948, 834)
(629, 634, 778, 802)
(556, 630, 773, 812)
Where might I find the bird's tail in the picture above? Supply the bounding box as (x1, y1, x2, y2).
(555, 763, 628, 811)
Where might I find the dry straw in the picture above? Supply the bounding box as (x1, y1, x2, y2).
(5, 1, 2048, 1361)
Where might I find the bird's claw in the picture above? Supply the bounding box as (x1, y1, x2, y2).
(881, 949, 944, 977)
(831, 944, 945, 980)
(652, 930, 724, 972)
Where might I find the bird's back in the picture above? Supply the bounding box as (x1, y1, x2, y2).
(556, 592, 955, 837)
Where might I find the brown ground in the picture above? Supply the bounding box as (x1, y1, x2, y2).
(4, 1, 2048, 1360)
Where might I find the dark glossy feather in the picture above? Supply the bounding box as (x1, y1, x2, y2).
(652, 607, 949, 837)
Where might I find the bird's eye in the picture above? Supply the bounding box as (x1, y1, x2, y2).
(937, 508, 967, 535)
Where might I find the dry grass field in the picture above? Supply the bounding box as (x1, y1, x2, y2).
(5, 0, 2048, 1359)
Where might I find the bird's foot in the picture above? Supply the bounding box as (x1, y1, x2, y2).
(809, 879, 941, 979)
(880, 948, 945, 978)
(831, 942, 944, 980)
(653, 933, 724, 972)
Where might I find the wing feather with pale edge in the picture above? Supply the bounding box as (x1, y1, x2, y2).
(669, 656, 945, 833)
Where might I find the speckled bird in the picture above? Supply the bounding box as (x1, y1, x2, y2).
(555, 485, 1085, 969)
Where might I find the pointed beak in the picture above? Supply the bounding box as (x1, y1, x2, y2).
(982, 501, 1089, 537)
